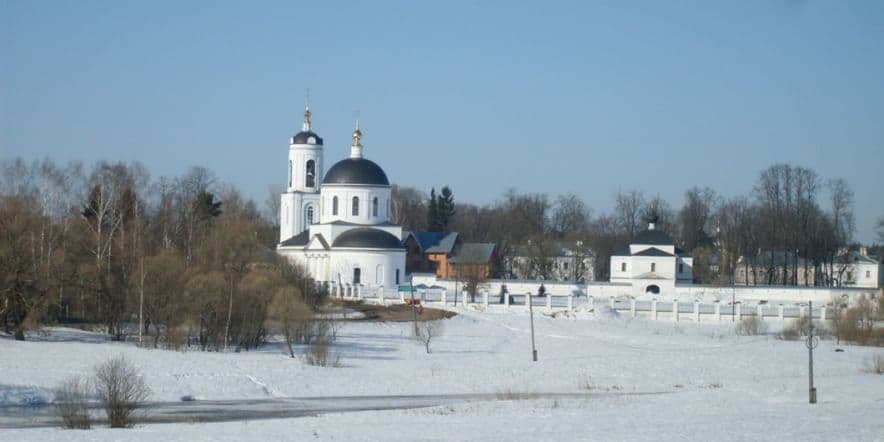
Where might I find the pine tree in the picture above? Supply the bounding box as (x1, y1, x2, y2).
(427, 188, 440, 231)
(437, 186, 455, 231)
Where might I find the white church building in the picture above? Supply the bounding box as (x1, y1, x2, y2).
(609, 216, 694, 297)
(276, 106, 406, 291)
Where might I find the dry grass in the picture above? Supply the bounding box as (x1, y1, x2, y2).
(735, 316, 768, 336)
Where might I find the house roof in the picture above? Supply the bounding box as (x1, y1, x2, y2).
(633, 247, 675, 257)
(403, 231, 459, 254)
(612, 245, 631, 257)
(449, 242, 496, 264)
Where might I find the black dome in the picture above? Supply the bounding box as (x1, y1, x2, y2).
(332, 228, 404, 249)
(291, 131, 323, 145)
(633, 229, 674, 246)
(322, 158, 390, 186)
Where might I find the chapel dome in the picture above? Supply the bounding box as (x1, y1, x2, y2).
(291, 131, 323, 145)
(332, 227, 403, 249)
(322, 158, 390, 186)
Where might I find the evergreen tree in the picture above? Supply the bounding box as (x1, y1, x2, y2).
(427, 188, 440, 231)
(437, 186, 456, 231)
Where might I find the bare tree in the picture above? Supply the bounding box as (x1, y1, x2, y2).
(551, 193, 591, 238)
(614, 190, 645, 239)
(415, 319, 444, 354)
(53, 375, 93, 429)
(93, 356, 150, 428)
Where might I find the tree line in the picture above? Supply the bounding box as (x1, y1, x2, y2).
(0, 158, 319, 345)
(391, 164, 877, 286)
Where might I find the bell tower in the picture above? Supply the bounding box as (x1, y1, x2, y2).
(279, 102, 324, 242)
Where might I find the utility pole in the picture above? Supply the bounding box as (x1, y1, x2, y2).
(409, 279, 419, 336)
(528, 292, 538, 361)
(806, 300, 818, 404)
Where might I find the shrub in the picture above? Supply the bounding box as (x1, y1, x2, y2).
(864, 354, 884, 375)
(414, 320, 444, 354)
(93, 356, 150, 428)
(779, 316, 811, 341)
(735, 316, 768, 336)
(303, 325, 341, 367)
(54, 375, 92, 429)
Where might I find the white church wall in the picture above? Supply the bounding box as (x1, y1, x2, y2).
(320, 185, 392, 225)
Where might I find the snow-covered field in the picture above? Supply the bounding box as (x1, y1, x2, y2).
(1, 305, 882, 441)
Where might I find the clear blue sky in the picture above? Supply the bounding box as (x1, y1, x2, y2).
(2, 1, 882, 242)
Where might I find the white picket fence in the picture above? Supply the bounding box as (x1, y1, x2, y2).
(330, 283, 846, 323)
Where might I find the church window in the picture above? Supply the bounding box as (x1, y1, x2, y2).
(372, 197, 378, 217)
(353, 267, 361, 284)
(305, 160, 315, 188)
(332, 196, 339, 215)
(352, 196, 360, 216)
(679, 263, 684, 273)
(651, 262, 656, 272)
(395, 269, 400, 285)
(288, 161, 292, 187)
(866, 270, 871, 278)
(563, 261, 569, 270)
(306, 206, 314, 225)
(621, 262, 626, 272)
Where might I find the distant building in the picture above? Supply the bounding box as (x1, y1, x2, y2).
(448, 242, 498, 280)
(402, 231, 461, 277)
(736, 248, 882, 289)
(609, 216, 693, 295)
(510, 241, 594, 282)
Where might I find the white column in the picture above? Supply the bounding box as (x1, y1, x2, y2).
(483, 291, 489, 307)
(694, 300, 700, 323)
(736, 302, 742, 321)
(651, 300, 658, 321)
(505, 293, 511, 308)
(799, 305, 806, 319)
(630, 298, 636, 317)
(588, 296, 594, 311)
(546, 294, 552, 311)
(567, 295, 573, 310)
(672, 300, 679, 322)
(714, 301, 721, 322)
(820, 305, 827, 321)
(757, 304, 764, 320)
(778, 304, 784, 321)
(610, 296, 615, 309)
(400, 289, 405, 303)
(441, 289, 447, 305)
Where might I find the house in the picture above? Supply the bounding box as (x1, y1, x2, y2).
(826, 248, 882, 288)
(448, 242, 498, 280)
(402, 231, 461, 277)
(734, 252, 814, 286)
(510, 240, 594, 282)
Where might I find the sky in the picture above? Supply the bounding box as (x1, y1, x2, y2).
(2, 0, 883, 243)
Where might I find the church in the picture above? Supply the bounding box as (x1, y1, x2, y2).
(276, 106, 406, 291)
(609, 215, 694, 296)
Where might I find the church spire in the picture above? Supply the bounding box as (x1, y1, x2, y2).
(302, 99, 312, 132)
(350, 116, 363, 159)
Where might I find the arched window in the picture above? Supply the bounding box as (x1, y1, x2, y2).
(332, 196, 338, 215)
(288, 160, 292, 187)
(352, 196, 360, 216)
(305, 160, 315, 187)
(305, 206, 314, 225)
(620, 262, 626, 272)
(372, 197, 378, 217)
(651, 262, 656, 272)
(353, 267, 361, 284)
(395, 269, 400, 285)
